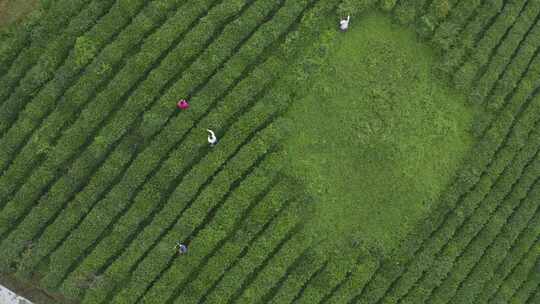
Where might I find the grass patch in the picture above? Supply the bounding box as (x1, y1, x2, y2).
(0, 0, 38, 27)
(283, 11, 479, 253)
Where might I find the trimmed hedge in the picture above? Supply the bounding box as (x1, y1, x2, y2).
(0, 0, 118, 136)
(0, 0, 178, 204)
(474, 212, 540, 303)
(0, 0, 92, 103)
(399, 139, 540, 304)
(178, 182, 294, 304)
(477, 40, 540, 136)
(0, 0, 191, 269)
(484, 32, 540, 113)
(0, 0, 234, 275)
(265, 251, 327, 304)
(32, 0, 330, 292)
(102, 126, 286, 304)
(355, 59, 540, 304)
(427, 153, 540, 304)
(326, 256, 379, 304)
(438, 0, 504, 76)
(64, 94, 287, 300)
(432, 0, 483, 51)
(508, 259, 540, 304)
(469, 2, 540, 106)
(0, 0, 85, 77)
(201, 220, 305, 304)
(294, 252, 362, 304)
(453, 0, 530, 93)
(488, 241, 540, 303)
(232, 236, 312, 304)
(38, 0, 299, 290)
(137, 153, 285, 304)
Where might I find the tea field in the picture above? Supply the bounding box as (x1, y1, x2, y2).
(0, 0, 538, 303)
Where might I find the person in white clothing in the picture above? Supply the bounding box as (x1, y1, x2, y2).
(207, 129, 218, 147)
(340, 16, 350, 32)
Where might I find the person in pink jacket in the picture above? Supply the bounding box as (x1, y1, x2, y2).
(177, 99, 189, 110)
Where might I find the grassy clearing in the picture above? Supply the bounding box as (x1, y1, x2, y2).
(283, 12, 478, 252)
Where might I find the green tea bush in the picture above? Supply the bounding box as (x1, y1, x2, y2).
(438, 0, 504, 75)
(453, 0, 530, 93)
(474, 213, 540, 303)
(0, 0, 117, 136)
(0, 0, 91, 103)
(470, 3, 540, 106)
(178, 182, 294, 304)
(137, 154, 284, 304)
(488, 242, 540, 303)
(201, 216, 304, 304)
(0, 1, 150, 201)
(36, 0, 316, 290)
(432, 0, 482, 51)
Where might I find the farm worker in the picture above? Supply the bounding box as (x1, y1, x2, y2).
(175, 242, 188, 254)
(207, 129, 218, 147)
(340, 16, 350, 31)
(177, 99, 189, 110)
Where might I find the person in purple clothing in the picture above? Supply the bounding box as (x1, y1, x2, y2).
(175, 242, 188, 254)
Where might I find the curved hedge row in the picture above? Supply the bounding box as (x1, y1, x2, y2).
(0, 0, 92, 103)
(178, 182, 295, 304)
(64, 93, 287, 300)
(327, 257, 379, 304)
(0, 0, 119, 137)
(0, 0, 92, 78)
(431, 0, 483, 51)
(265, 251, 327, 304)
(470, 2, 540, 106)
(399, 139, 540, 304)
(453, 0, 530, 93)
(438, 0, 504, 76)
(203, 225, 304, 304)
(508, 258, 540, 304)
(37, 0, 301, 290)
(0, 0, 241, 276)
(451, 197, 540, 304)
(137, 153, 285, 304)
(488, 241, 540, 303)
(426, 146, 540, 304)
(474, 211, 540, 303)
(355, 52, 540, 304)
(0, 0, 182, 208)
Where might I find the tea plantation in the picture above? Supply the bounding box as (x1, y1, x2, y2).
(0, 0, 538, 303)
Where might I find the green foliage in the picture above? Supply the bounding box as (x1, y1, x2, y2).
(434, 0, 451, 19)
(379, 0, 397, 12)
(74, 36, 97, 67)
(283, 12, 476, 252)
(337, 0, 377, 17)
(1, 1, 540, 304)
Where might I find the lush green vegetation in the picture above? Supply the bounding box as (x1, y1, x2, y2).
(283, 13, 476, 251)
(0, 0, 538, 303)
